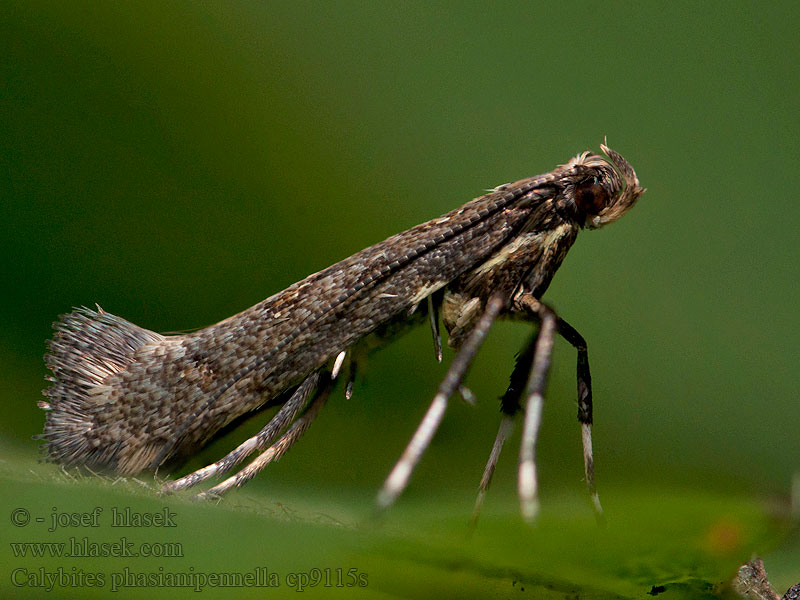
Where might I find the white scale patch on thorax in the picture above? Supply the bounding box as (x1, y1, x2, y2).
(469, 222, 571, 279)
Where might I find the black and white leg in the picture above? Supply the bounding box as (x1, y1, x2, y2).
(470, 329, 540, 527)
(376, 294, 506, 510)
(516, 296, 557, 522)
(515, 292, 602, 520)
(551, 317, 602, 517)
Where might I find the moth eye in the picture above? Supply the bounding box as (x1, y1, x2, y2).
(574, 180, 611, 216)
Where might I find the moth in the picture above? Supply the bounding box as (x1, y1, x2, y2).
(40, 144, 644, 522)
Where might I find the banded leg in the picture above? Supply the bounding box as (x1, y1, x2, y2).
(162, 371, 321, 493)
(553, 318, 602, 518)
(469, 330, 539, 527)
(194, 373, 333, 500)
(516, 297, 557, 522)
(515, 293, 602, 519)
(376, 294, 506, 510)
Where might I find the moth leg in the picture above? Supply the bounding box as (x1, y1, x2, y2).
(344, 358, 357, 400)
(515, 294, 557, 522)
(469, 415, 515, 529)
(551, 316, 603, 518)
(427, 294, 443, 363)
(515, 293, 602, 520)
(194, 373, 333, 500)
(331, 350, 347, 379)
(458, 385, 476, 405)
(376, 294, 506, 510)
(162, 371, 321, 494)
(469, 331, 539, 527)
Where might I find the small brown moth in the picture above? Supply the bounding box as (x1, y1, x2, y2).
(39, 144, 644, 522)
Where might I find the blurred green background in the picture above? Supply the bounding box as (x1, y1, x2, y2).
(1, 2, 797, 598)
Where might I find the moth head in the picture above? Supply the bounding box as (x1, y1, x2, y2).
(569, 144, 645, 229)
